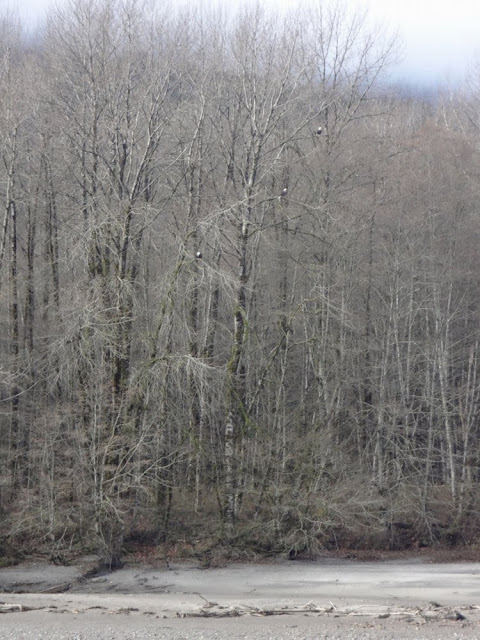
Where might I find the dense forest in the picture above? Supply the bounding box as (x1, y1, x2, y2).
(1, 0, 480, 567)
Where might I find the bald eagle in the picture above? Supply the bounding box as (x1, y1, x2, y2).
(316, 126, 323, 135)
(196, 251, 202, 259)
(280, 187, 288, 197)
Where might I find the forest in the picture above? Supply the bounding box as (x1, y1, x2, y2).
(1, 0, 480, 568)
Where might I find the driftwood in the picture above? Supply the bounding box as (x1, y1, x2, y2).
(40, 582, 71, 594)
(1, 581, 71, 594)
(0, 603, 25, 613)
(0, 597, 477, 622)
(176, 600, 475, 622)
(0, 603, 38, 613)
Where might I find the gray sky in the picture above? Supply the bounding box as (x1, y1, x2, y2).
(4, 0, 480, 88)
(367, 0, 480, 87)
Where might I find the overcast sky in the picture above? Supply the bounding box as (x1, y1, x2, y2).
(3, 0, 480, 89)
(367, 0, 480, 87)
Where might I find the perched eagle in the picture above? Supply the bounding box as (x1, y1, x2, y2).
(280, 187, 288, 197)
(316, 126, 323, 135)
(196, 251, 202, 259)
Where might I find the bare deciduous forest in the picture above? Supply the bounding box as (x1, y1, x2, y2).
(2, 0, 480, 567)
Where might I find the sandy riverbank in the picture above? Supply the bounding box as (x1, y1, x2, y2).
(1, 557, 479, 638)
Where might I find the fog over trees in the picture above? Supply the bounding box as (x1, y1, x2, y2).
(1, 0, 480, 566)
